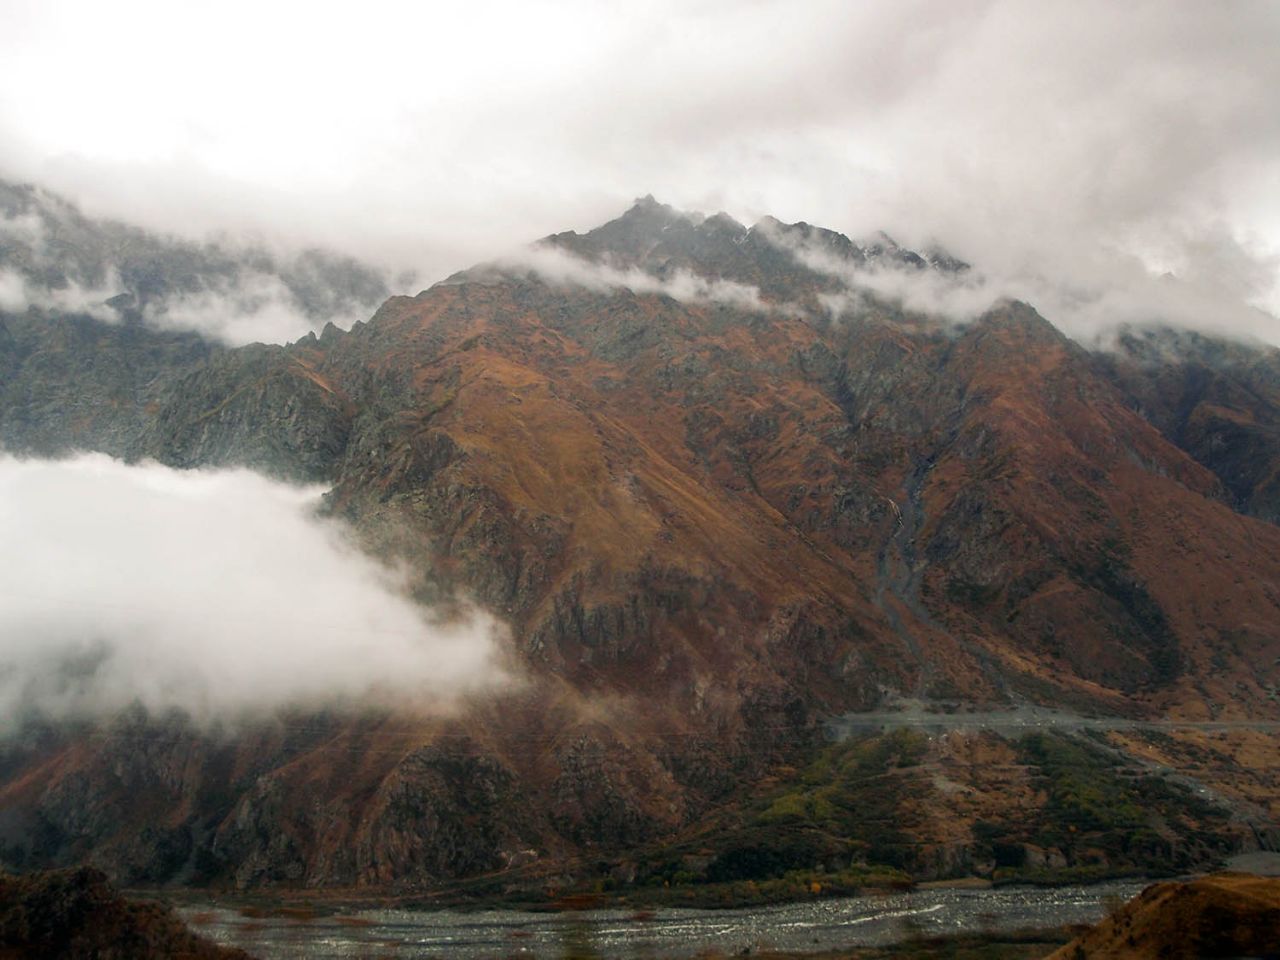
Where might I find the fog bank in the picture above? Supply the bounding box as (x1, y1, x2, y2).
(0, 454, 508, 727)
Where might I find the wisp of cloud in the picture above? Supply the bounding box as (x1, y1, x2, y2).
(496, 244, 771, 312)
(0, 454, 508, 728)
(0, 195, 390, 346)
(760, 216, 1280, 346)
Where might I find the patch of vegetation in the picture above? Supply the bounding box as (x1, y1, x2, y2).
(0, 867, 250, 959)
(945, 577, 1001, 607)
(628, 865, 911, 909)
(1016, 732, 1233, 872)
(587, 730, 934, 909)
(739, 730, 931, 873)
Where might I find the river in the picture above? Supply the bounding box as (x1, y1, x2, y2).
(179, 881, 1147, 958)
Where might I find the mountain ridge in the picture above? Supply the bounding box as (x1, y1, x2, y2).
(0, 190, 1277, 892)
(0, 176, 393, 345)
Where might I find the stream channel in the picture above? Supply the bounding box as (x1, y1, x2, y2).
(180, 880, 1147, 958)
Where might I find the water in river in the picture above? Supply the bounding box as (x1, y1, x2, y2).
(180, 881, 1146, 958)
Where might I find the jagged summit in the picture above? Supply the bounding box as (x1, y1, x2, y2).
(449, 197, 967, 309)
(522, 196, 969, 309)
(542, 194, 694, 259)
(630, 192, 675, 214)
(549, 196, 960, 266)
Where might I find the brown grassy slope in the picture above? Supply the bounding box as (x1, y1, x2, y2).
(914, 309, 1280, 715)
(5, 236, 1280, 887)
(1098, 326, 1280, 526)
(1046, 872, 1280, 960)
(321, 282, 1280, 717)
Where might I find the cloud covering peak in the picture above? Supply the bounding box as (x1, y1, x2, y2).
(0, 179, 392, 344)
(0, 1, 1276, 343)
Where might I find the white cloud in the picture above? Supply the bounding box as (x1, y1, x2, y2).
(145, 271, 358, 345)
(0, 454, 508, 727)
(0, 205, 383, 345)
(0, 255, 333, 343)
(764, 217, 1280, 345)
(0, 268, 25, 312)
(0, 211, 43, 244)
(0, 267, 119, 321)
(495, 244, 771, 312)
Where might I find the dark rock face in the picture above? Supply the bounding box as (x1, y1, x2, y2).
(531, 195, 966, 305)
(136, 343, 355, 481)
(0, 311, 353, 481)
(0, 310, 215, 459)
(1097, 325, 1280, 523)
(1, 193, 1278, 890)
(210, 738, 530, 888)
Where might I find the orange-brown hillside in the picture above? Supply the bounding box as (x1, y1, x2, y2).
(1047, 872, 1280, 959)
(1, 197, 1278, 890)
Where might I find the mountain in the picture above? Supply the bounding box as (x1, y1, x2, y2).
(0, 190, 1277, 893)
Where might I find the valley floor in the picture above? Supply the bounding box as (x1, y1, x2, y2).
(169, 878, 1147, 958)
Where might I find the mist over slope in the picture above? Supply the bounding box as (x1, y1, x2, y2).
(0, 453, 507, 727)
(0, 195, 1277, 891)
(0, 177, 394, 345)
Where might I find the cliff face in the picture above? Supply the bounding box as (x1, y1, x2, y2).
(308, 239, 1279, 717)
(1, 195, 1278, 890)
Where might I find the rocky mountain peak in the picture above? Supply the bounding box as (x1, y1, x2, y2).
(530, 196, 970, 311)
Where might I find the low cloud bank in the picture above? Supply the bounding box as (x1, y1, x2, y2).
(0, 192, 390, 346)
(764, 221, 1280, 346)
(3, 2, 1276, 347)
(0, 262, 348, 341)
(0, 267, 121, 323)
(500, 245, 770, 312)
(0, 454, 507, 728)
(142, 271, 369, 346)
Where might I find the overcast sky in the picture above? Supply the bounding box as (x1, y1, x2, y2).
(1, 0, 1278, 339)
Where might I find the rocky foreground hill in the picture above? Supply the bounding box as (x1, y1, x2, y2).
(1047, 872, 1280, 959)
(0, 867, 253, 959)
(0, 191, 1278, 893)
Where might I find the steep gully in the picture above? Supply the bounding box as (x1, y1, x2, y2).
(869, 414, 1010, 700)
